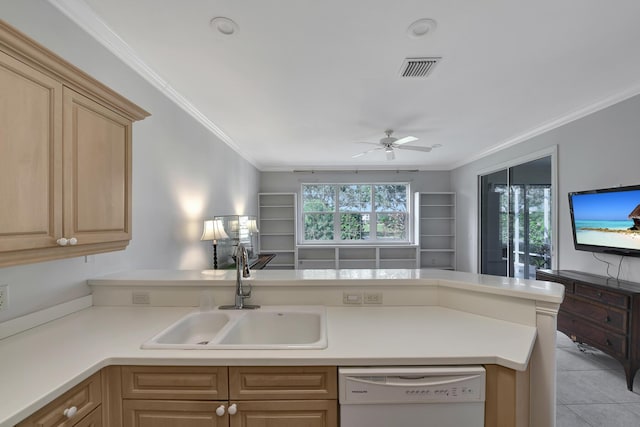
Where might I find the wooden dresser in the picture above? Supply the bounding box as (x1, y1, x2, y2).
(536, 269, 640, 390)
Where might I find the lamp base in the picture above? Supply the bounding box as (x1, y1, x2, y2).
(213, 243, 218, 269)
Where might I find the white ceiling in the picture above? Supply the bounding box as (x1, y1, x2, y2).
(53, 0, 640, 171)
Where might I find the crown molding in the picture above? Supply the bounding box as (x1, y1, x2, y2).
(449, 83, 640, 170)
(47, 0, 260, 169)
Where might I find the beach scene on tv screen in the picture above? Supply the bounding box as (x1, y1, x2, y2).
(572, 190, 640, 251)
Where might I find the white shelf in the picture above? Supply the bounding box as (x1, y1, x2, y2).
(259, 193, 297, 270)
(415, 192, 456, 271)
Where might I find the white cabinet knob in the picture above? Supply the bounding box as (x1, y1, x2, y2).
(228, 403, 237, 415)
(215, 405, 226, 416)
(57, 238, 68, 246)
(63, 406, 78, 418)
(68, 237, 78, 245)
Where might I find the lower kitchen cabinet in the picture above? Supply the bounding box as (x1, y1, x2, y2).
(122, 400, 227, 427)
(122, 399, 336, 427)
(16, 365, 515, 427)
(231, 400, 336, 427)
(119, 366, 338, 427)
(74, 407, 102, 427)
(16, 372, 102, 427)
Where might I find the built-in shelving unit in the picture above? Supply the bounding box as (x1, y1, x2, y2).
(258, 193, 297, 269)
(297, 245, 418, 269)
(414, 192, 456, 270)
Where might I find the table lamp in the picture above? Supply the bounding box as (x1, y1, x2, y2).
(201, 219, 229, 269)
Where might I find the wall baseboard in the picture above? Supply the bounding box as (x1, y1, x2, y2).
(0, 295, 92, 340)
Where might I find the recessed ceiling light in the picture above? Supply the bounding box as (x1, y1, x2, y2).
(407, 18, 437, 39)
(210, 17, 238, 36)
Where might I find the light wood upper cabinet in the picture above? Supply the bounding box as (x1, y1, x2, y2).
(0, 20, 149, 267)
(63, 88, 132, 245)
(0, 49, 62, 254)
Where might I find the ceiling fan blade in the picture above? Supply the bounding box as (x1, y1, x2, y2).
(355, 141, 382, 146)
(352, 147, 383, 158)
(393, 136, 418, 146)
(397, 145, 432, 152)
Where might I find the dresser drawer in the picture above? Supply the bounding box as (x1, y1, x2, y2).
(575, 284, 630, 309)
(229, 366, 337, 400)
(562, 295, 628, 333)
(558, 313, 627, 359)
(121, 366, 228, 400)
(16, 372, 102, 427)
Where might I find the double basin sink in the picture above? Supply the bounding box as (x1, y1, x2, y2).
(142, 305, 327, 350)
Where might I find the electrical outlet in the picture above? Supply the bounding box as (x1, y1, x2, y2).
(364, 292, 383, 304)
(343, 292, 362, 305)
(0, 284, 8, 312)
(132, 291, 150, 305)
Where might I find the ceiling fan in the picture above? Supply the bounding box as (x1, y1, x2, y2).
(352, 129, 433, 160)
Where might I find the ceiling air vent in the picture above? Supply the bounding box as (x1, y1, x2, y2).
(399, 57, 441, 78)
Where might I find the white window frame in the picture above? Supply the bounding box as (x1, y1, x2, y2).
(299, 182, 412, 245)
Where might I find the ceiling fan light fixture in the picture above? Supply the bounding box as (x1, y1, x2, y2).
(385, 148, 395, 161)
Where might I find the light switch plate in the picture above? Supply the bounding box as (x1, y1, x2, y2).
(132, 291, 150, 305)
(343, 292, 362, 305)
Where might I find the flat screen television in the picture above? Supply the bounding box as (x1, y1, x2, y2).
(568, 184, 640, 257)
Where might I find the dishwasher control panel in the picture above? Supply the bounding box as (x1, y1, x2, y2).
(339, 366, 485, 404)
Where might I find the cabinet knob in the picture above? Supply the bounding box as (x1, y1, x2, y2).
(57, 238, 68, 246)
(215, 405, 225, 416)
(63, 406, 78, 418)
(606, 339, 612, 346)
(597, 292, 603, 298)
(68, 237, 78, 245)
(228, 403, 238, 415)
(605, 315, 611, 323)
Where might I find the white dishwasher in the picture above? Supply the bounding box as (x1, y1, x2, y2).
(339, 366, 485, 427)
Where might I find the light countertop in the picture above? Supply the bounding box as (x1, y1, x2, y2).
(0, 304, 536, 426)
(88, 268, 565, 303)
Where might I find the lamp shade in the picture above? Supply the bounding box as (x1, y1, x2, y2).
(201, 219, 229, 242)
(247, 219, 259, 234)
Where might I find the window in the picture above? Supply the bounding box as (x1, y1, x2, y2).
(301, 183, 410, 243)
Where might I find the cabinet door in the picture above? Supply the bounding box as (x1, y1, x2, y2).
(230, 400, 337, 427)
(63, 88, 132, 245)
(122, 400, 227, 427)
(0, 50, 62, 252)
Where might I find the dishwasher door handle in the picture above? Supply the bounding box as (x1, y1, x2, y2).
(346, 374, 482, 388)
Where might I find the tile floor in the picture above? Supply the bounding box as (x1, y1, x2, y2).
(556, 332, 640, 426)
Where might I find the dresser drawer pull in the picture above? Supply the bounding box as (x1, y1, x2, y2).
(605, 316, 611, 323)
(606, 339, 613, 346)
(597, 292, 603, 298)
(63, 406, 78, 418)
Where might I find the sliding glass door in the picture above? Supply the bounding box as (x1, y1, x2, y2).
(480, 156, 553, 279)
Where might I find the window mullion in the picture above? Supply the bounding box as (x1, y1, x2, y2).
(334, 185, 340, 242)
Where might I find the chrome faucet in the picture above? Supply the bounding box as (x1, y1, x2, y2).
(219, 243, 260, 310)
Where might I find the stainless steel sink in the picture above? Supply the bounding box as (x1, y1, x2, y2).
(142, 306, 327, 350)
